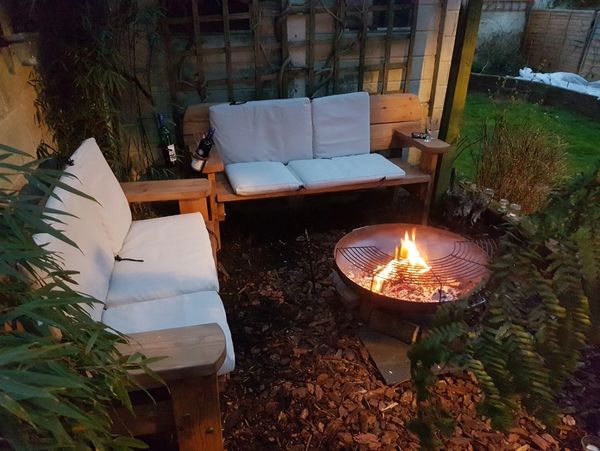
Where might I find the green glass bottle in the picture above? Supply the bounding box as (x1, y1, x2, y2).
(156, 113, 177, 166)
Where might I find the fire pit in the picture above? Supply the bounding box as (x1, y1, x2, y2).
(334, 224, 492, 321)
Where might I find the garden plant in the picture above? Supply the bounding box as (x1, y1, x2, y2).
(0, 145, 155, 450)
(409, 164, 600, 448)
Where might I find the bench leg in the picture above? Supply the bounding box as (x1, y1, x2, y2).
(420, 182, 434, 225)
(207, 173, 223, 249)
(403, 183, 432, 225)
(171, 374, 224, 451)
(179, 198, 210, 220)
(419, 153, 439, 225)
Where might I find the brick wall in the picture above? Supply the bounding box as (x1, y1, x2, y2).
(0, 8, 51, 190)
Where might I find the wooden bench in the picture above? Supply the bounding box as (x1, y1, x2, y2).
(37, 139, 230, 450)
(182, 94, 450, 246)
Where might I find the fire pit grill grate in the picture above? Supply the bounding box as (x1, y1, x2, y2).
(336, 238, 495, 291)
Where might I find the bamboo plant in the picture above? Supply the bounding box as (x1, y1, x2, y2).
(0, 144, 154, 450)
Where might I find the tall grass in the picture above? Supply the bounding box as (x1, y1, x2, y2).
(474, 112, 567, 214)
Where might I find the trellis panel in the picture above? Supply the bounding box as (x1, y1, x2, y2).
(162, 0, 419, 103)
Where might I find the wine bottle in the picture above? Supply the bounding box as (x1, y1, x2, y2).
(191, 127, 216, 172)
(156, 113, 177, 166)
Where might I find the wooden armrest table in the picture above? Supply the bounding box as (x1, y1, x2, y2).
(116, 324, 226, 451)
(393, 125, 451, 223)
(120, 178, 211, 219)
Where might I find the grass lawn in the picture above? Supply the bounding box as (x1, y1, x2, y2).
(453, 93, 600, 179)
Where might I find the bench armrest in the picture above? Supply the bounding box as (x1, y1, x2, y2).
(120, 179, 211, 204)
(203, 149, 225, 174)
(117, 323, 226, 386)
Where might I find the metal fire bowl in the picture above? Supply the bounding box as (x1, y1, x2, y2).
(334, 223, 491, 318)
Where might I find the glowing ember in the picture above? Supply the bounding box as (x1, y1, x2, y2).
(372, 230, 431, 294)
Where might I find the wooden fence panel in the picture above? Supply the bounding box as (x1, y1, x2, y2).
(523, 9, 595, 74)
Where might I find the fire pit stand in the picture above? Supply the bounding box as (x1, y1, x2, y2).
(334, 223, 493, 324)
(333, 223, 494, 383)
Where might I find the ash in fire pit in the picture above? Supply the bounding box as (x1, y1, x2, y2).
(348, 269, 460, 303)
(334, 224, 492, 319)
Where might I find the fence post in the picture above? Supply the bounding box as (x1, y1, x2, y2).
(578, 10, 599, 75)
(434, 0, 484, 206)
(520, 0, 534, 67)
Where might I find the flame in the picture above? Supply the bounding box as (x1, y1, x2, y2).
(372, 230, 431, 293)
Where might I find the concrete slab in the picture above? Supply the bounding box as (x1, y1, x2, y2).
(359, 327, 412, 385)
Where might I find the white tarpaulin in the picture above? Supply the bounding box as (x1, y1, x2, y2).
(514, 67, 600, 98)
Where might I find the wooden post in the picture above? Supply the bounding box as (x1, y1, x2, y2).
(190, 0, 207, 101)
(578, 10, 599, 74)
(519, 0, 534, 63)
(222, 0, 234, 102)
(381, 0, 395, 94)
(433, 0, 484, 205)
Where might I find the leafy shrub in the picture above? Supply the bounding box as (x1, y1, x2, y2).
(474, 111, 567, 214)
(0, 145, 153, 449)
(473, 31, 524, 76)
(409, 165, 600, 448)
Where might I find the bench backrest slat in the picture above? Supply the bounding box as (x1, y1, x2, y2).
(182, 93, 424, 154)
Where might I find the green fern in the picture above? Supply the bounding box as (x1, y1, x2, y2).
(410, 165, 600, 445)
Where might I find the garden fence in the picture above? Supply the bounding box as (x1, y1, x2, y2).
(523, 8, 600, 80)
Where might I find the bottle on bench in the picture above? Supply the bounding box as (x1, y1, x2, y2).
(157, 113, 178, 167)
(191, 127, 216, 173)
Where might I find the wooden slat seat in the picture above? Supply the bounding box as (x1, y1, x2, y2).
(214, 158, 430, 203)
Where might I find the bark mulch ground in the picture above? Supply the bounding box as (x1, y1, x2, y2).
(211, 191, 588, 451)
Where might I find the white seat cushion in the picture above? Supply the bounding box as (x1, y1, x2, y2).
(311, 92, 371, 158)
(287, 153, 405, 190)
(102, 291, 235, 375)
(225, 161, 302, 196)
(209, 98, 313, 164)
(69, 138, 132, 254)
(33, 179, 114, 322)
(106, 213, 218, 306)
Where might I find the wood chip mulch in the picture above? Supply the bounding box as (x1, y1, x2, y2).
(217, 212, 586, 450)
(559, 346, 600, 438)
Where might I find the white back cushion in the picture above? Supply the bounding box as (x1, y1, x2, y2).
(33, 178, 115, 321)
(210, 98, 313, 164)
(69, 138, 132, 254)
(311, 91, 371, 158)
